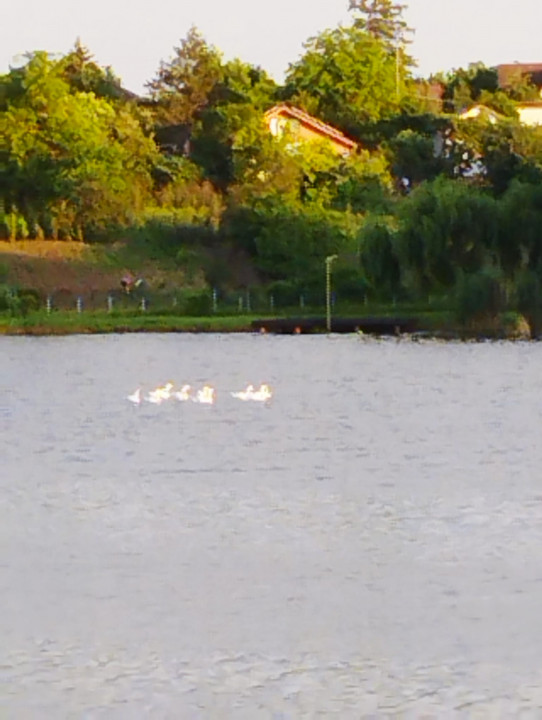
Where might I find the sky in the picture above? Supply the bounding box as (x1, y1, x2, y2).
(2, 0, 541, 94)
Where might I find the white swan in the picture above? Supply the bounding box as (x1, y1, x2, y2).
(231, 384, 272, 402)
(173, 384, 191, 401)
(127, 388, 141, 404)
(146, 382, 174, 404)
(194, 385, 215, 405)
(251, 384, 272, 402)
(231, 384, 255, 401)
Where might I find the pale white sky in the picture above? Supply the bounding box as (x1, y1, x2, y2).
(2, 0, 541, 94)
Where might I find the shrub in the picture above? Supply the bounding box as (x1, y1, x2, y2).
(177, 289, 213, 316)
(455, 269, 505, 324)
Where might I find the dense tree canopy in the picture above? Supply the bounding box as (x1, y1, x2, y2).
(284, 25, 407, 131)
(3, 52, 157, 238)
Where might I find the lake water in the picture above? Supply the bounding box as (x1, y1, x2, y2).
(1, 333, 542, 718)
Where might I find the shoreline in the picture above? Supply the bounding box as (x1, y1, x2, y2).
(0, 310, 536, 340)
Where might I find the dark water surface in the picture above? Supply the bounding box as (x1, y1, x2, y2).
(1, 334, 542, 717)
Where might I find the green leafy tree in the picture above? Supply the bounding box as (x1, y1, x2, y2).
(440, 63, 539, 114)
(358, 216, 401, 299)
(397, 177, 498, 293)
(176, 56, 277, 189)
(59, 39, 128, 100)
(148, 27, 223, 125)
(3, 52, 157, 238)
(479, 122, 542, 194)
(385, 128, 445, 187)
(440, 63, 499, 113)
(252, 201, 358, 286)
(349, 0, 411, 44)
(498, 180, 542, 277)
(284, 25, 407, 131)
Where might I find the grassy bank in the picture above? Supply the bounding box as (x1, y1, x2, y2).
(1, 240, 537, 339)
(0, 310, 257, 335)
(0, 307, 534, 339)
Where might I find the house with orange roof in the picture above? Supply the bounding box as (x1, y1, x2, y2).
(264, 104, 358, 156)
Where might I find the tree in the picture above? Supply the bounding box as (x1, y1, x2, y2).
(480, 122, 542, 194)
(284, 25, 406, 131)
(440, 63, 499, 113)
(251, 201, 359, 286)
(385, 128, 445, 187)
(397, 177, 498, 293)
(358, 216, 401, 299)
(147, 27, 223, 125)
(348, 0, 414, 101)
(439, 63, 539, 114)
(188, 60, 277, 189)
(59, 39, 127, 100)
(498, 181, 542, 277)
(3, 52, 157, 238)
(349, 0, 412, 45)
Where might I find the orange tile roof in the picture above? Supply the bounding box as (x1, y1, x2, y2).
(264, 104, 358, 151)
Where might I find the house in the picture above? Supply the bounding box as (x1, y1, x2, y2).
(496, 63, 542, 94)
(516, 102, 542, 127)
(264, 104, 358, 156)
(458, 104, 501, 124)
(459, 101, 542, 128)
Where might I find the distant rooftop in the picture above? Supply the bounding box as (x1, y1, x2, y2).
(497, 63, 542, 88)
(264, 104, 358, 153)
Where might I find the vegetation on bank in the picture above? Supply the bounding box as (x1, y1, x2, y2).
(0, 301, 534, 341)
(2, 1, 542, 336)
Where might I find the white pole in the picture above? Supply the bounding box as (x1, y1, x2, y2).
(325, 255, 338, 333)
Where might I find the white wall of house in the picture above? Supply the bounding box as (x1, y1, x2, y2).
(517, 105, 542, 126)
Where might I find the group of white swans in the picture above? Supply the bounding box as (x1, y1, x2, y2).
(127, 382, 272, 406)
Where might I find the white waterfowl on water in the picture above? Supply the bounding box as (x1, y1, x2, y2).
(231, 384, 255, 401)
(194, 385, 215, 404)
(174, 384, 191, 401)
(127, 388, 141, 404)
(251, 384, 272, 402)
(146, 382, 174, 404)
(231, 384, 272, 402)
